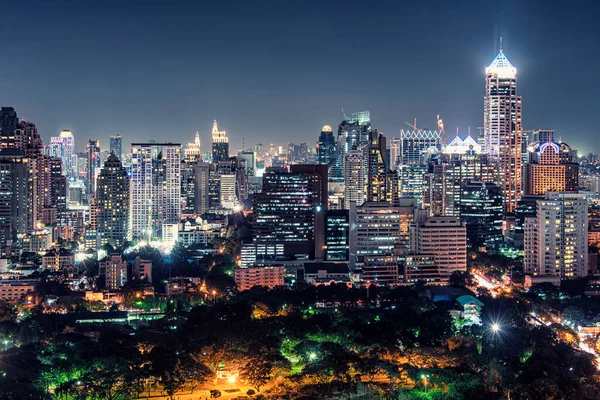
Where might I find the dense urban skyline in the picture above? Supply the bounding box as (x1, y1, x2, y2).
(0, 0, 598, 153)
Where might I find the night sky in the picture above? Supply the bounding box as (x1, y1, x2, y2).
(0, 0, 598, 153)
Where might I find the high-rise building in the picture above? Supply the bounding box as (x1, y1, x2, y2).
(253, 165, 327, 260)
(110, 135, 122, 161)
(423, 146, 496, 217)
(349, 201, 400, 265)
(95, 154, 130, 247)
(460, 181, 503, 249)
(180, 160, 196, 214)
(400, 165, 428, 207)
(317, 125, 336, 167)
(86, 139, 101, 198)
(60, 130, 75, 177)
(366, 131, 388, 203)
(389, 137, 401, 171)
(0, 150, 29, 252)
(211, 120, 229, 163)
(184, 132, 202, 162)
(220, 174, 237, 209)
(344, 150, 364, 208)
(194, 162, 210, 215)
(524, 140, 579, 195)
(484, 44, 523, 214)
(325, 210, 349, 261)
(331, 111, 372, 181)
(130, 142, 181, 240)
(524, 192, 588, 279)
(399, 129, 444, 166)
(410, 216, 467, 276)
(102, 255, 128, 289)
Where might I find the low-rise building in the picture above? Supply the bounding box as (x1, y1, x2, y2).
(0, 279, 37, 302)
(41, 248, 76, 274)
(234, 266, 284, 291)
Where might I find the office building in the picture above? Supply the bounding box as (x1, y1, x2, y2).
(194, 162, 210, 215)
(0, 150, 29, 252)
(525, 141, 579, 195)
(220, 173, 237, 209)
(344, 150, 365, 208)
(331, 110, 372, 181)
(211, 120, 229, 163)
(110, 135, 122, 160)
(399, 129, 444, 166)
(95, 154, 130, 247)
(325, 210, 349, 261)
(349, 201, 400, 265)
(363, 255, 398, 285)
(483, 44, 523, 214)
(130, 142, 181, 240)
(366, 131, 388, 202)
(524, 192, 588, 279)
(184, 132, 202, 162)
(389, 137, 401, 171)
(317, 125, 336, 167)
(253, 165, 327, 260)
(86, 139, 101, 198)
(460, 181, 503, 249)
(0, 107, 19, 150)
(410, 216, 467, 276)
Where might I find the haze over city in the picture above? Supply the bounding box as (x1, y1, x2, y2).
(0, 0, 598, 152)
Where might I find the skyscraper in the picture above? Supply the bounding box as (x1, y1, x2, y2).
(524, 192, 588, 279)
(460, 181, 503, 249)
(110, 135, 122, 160)
(86, 139, 101, 198)
(184, 132, 202, 162)
(389, 137, 401, 171)
(331, 111, 372, 181)
(344, 150, 365, 208)
(193, 162, 210, 215)
(399, 129, 444, 166)
(524, 140, 579, 195)
(0, 150, 29, 252)
(0, 107, 19, 150)
(95, 154, 130, 247)
(366, 131, 388, 203)
(130, 142, 181, 240)
(211, 120, 229, 163)
(317, 125, 336, 167)
(484, 44, 523, 214)
(253, 165, 327, 260)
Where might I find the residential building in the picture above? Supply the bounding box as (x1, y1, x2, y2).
(95, 154, 130, 247)
(211, 120, 229, 163)
(109, 135, 122, 160)
(524, 192, 588, 279)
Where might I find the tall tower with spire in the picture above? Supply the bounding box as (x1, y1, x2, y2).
(211, 120, 229, 163)
(184, 131, 202, 161)
(484, 39, 522, 215)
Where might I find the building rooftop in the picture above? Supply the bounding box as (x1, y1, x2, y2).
(486, 50, 516, 79)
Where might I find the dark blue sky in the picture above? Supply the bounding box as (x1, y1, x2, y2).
(0, 0, 598, 153)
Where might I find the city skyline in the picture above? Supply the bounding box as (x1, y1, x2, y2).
(0, 0, 598, 153)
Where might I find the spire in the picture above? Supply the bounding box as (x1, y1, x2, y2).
(486, 40, 516, 79)
(212, 120, 219, 135)
(499, 36, 503, 53)
(195, 131, 200, 146)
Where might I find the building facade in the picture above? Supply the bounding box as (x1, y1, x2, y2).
(95, 154, 130, 247)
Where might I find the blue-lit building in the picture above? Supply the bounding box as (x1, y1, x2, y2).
(459, 181, 503, 249)
(325, 210, 349, 261)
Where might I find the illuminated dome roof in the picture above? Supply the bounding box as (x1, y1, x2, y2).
(528, 141, 572, 154)
(321, 125, 332, 132)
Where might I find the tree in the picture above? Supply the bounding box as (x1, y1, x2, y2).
(449, 271, 475, 288)
(241, 359, 272, 392)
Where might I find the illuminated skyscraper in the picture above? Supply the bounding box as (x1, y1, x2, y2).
(344, 150, 364, 208)
(484, 43, 522, 214)
(524, 140, 579, 195)
(110, 135, 122, 161)
(95, 154, 129, 247)
(366, 131, 388, 203)
(130, 142, 181, 240)
(399, 130, 443, 166)
(184, 132, 202, 162)
(331, 111, 372, 181)
(211, 120, 229, 163)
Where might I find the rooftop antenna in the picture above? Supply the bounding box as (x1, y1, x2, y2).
(341, 108, 348, 120)
(499, 36, 503, 53)
(468, 126, 471, 136)
(456, 127, 459, 137)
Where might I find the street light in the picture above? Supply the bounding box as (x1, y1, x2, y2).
(309, 352, 317, 361)
(491, 322, 501, 333)
(3, 340, 8, 351)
